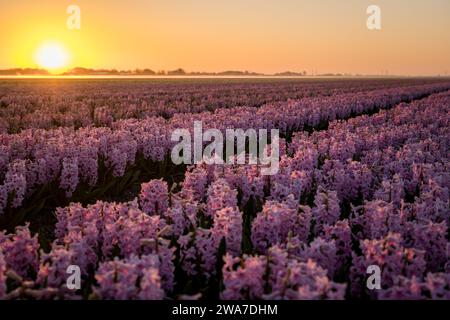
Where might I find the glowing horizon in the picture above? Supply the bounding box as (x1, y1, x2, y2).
(1, 0, 449, 76)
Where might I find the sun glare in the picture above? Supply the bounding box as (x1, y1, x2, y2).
(34, 43, 70, 71)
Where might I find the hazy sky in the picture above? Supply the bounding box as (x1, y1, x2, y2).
(1, 0, 449, 75)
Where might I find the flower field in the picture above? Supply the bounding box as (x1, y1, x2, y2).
(0, 78, 449, 300)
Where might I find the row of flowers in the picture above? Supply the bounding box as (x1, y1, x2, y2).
(1, 82, 449, 214)
(0, 88, 448, 299)
(1, 78, 422, 133)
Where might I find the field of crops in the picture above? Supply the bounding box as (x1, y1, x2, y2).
(0, 78, 449, 300)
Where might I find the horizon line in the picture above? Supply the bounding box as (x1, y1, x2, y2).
(3, 75, 450, 81)
(1, 67, 449, 78)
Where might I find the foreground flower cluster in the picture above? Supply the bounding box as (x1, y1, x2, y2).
(0, 80, 449, 299)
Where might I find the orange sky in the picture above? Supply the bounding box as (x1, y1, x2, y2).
(1, 0, 449, 75)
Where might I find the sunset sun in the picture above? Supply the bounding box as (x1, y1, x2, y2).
(34, 42, 70, 71)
